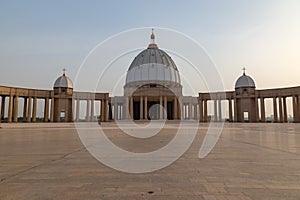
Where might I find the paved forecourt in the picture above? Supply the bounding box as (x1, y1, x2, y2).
(0, 122, 300, 200)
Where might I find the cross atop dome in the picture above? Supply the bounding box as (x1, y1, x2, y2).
(242, 67, 246, 75)
(151, 28, 155, 43)
(63, 68, 66, 76)
(148, 29, 158, 49)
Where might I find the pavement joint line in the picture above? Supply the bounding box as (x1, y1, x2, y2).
(221, 136, 300, 156)
(0, 147, 86, 184)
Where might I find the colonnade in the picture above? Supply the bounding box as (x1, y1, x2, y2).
(111, 94, 296, 122)
(2, 85, 300, 123)
(198, 93, 299, 123)
(74, 98, 109, 122)
(182, 97, 199, 120)
(198, 98, 236, 122)
(0, 96, 109, 123)
(259, 96, 291, 123)
(127, 96, 153, 120)
(0, 86, 109, 123)
(1, 94, 299, 123)
(122, 95, 179, 120)
(0, 95, 47, 123)
(111, 95, 198, 120)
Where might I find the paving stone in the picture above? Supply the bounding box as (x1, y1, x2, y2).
(0, 122, 300, 199)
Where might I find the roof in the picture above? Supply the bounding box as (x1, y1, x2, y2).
(125, 31, 181, 85)
(235, 73, 256, 89)
(53, 73, 73, 89)
(128, 48, 178, 71)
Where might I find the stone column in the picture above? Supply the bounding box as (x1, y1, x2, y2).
(44, 97, 49, 122)
(124, 97, 129, 119)
(86, 99, 90, 121)
(298, 95, 300, 123)
(27, 97, 32, 122)
(228, 99, 233, 122)
(199, 99, 203, 122)
(228, 99, 232, 122)
(130, 97, 133, 119)
(278, 97, 283, 123)
(218, 99, 222, 122)
(100, 100, 104, 122)
(50, 97, 54, 122)
(183, 104, 186, 119)
(204, 100, 208, 122)
(159, 96, 163, 120)
(8, 95, 13, 123)
(121, 104, 124, 120)
(260, 98, 265, 122)
(90, 99, 94, 121)
(75, 98, 80, 122)
(120, 104, 123, 120)
(114, 102, 118, 120)
(117, 104, 120, 120)
(283, 97, 288, 122)
(174, 97, 178, 120)
(105, 99, 111, 122)
(273, 97, 278, 123)
(188, 101, 192, 120)
(140, 96, 143, 120)
(144, 96, 148, 120)
(71, 98, 75, 122)
(32, 97, 37, 122)
(234, 98, 238, 122)
(255, 97, 259, 122)
(183, 104, 187, 119)
(54, 98, 60, 122)
(214, 100, 218, 122)
(64, 100, 69, 122)
(102, 100, 108, 122)
(194, 104, 198, 120)
(164, 96, 167, 119)
(178, 96, 183, 120)
(13, 96, 19, 122)
(183, 104, 185, 119)
(293, 96, 298, 122)
(0, 96, 5, 121)
(104, 99, 109, 122)
(23, 97, 27, 122)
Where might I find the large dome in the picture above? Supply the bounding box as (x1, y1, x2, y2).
(235, 72, 255, 89)
(125, 32, 181, 86)
(53, 71, 73, 89)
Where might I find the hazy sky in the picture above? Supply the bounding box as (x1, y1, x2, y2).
(1, 0, 300, 95)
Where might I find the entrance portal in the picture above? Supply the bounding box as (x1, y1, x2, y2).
(167, 102, 173, 120)
(131, 100, 174, 120)
(127, 84, 181, 120)
(133, 101, 140, 120)
(148, 101, 160, 120)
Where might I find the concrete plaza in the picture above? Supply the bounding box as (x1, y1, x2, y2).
(0, 122, 300, 199)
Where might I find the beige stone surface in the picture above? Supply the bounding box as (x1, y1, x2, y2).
(0, 122, 300, 199)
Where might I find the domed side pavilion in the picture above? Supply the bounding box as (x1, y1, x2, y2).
(1, 32, 300, 123)
(0, 70, 109, 123)
(198, 68, 300, 123)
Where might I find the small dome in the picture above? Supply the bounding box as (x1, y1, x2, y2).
(235, 73, 255, 89)
(54, 72, 73, 89)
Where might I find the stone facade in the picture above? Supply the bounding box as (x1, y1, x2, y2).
(0, 78, 109, 123)
(198, 85, 300, 123)
(1, 33, 300, 123)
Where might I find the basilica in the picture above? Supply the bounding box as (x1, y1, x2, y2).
(1, 32, 300, 123)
